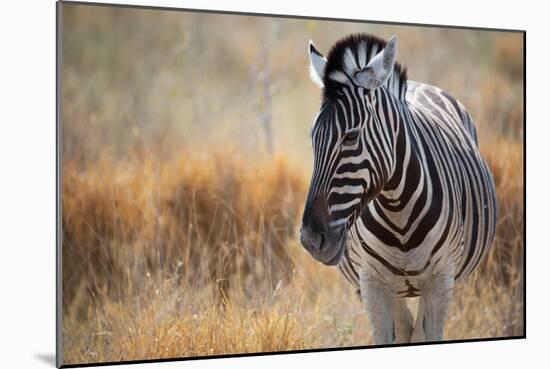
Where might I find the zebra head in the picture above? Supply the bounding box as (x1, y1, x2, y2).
(300, 34, 401, 266)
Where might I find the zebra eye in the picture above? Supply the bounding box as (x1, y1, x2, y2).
(343, 130, 360, 145)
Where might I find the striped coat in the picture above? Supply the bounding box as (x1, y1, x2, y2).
(338, 80, 496, 294)
(301, 33, 497, 344)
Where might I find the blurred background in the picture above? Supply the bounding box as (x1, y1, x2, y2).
(61, 3, 524, 365)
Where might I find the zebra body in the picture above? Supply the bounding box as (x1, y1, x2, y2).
(339, 80, 495, 293)
(301, 34, 497, 344)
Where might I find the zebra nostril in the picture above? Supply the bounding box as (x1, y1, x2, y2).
(300, 225, 327, 253)
(318, 232, 326, 251)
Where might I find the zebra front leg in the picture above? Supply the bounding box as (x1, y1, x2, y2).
(393, 297, 413, 343)
(411, 273, 454, 342)
(410, 297, 425, 342)
(360, 273, 394, 345)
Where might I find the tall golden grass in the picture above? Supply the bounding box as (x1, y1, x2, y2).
(62, 151, 305, 315)
(62, 135, 523, 364)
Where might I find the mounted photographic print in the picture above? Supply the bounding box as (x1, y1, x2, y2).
(56, 1, 525, 367)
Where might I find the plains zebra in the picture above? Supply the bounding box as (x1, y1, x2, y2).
(300, 33, 497, 344)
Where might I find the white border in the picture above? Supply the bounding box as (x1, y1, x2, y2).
(1, 1, 545, 368)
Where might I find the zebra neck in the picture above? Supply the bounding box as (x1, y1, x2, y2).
(360, 107, 435, 238)
(377, 102, 427, 210)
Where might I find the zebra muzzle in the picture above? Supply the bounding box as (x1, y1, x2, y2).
(300, 223, 346, 266)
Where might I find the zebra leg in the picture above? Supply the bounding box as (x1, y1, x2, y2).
(393, 297, 413, 343)
(359, 273, 394, 345)
(412, 273, 454, 342)
(410, 298, 425, 342)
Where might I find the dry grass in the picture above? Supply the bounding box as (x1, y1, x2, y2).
(62, 151, 306, 317)
(62, 138, 524, 365)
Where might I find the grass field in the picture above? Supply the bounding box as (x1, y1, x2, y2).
(61, 139, 523, 364)
(60, 4, 524, 365)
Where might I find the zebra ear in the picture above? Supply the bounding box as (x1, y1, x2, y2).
(356, 36, 398, 90)
(309, 40, 326, 88)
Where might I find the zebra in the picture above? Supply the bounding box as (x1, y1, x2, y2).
(300, 33, 497, 344)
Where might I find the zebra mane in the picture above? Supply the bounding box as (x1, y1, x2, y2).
(322, 33, 408, 101)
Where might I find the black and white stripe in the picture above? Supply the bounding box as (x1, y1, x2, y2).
(301, 33, 497, 343)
